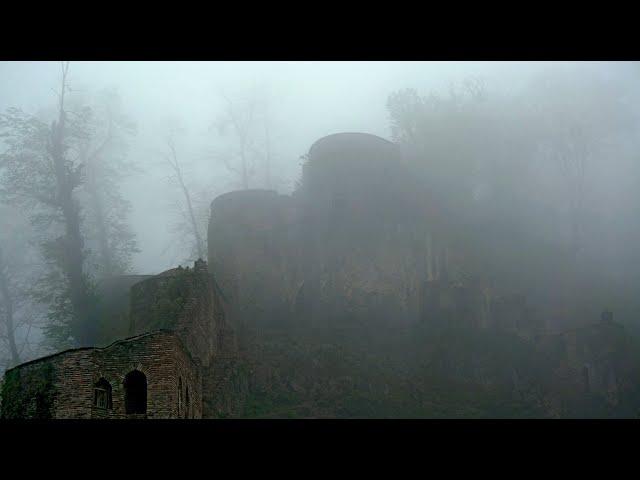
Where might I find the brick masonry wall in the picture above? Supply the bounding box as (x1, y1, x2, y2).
(129, 262, 225, 369)
(176, 277, 215, 368)
(87, 331, 202, 419)
(2, 331, 202, 419)
(3, 258, 239, 419)
(52, 350, 96, 419)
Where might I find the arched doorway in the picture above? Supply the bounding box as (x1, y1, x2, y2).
(124, 370, 147, 414)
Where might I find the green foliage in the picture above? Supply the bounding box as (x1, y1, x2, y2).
(0, 79, 139, 350)
(0, 101, 91, 348)
(1, 362, 56, 419)
(34, 271, 102, 350)
(237, 324, 556, 418)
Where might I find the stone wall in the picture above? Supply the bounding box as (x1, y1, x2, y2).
(208, 189, 300, 336)
(1, 257, 241, 419)
(129, 260, 226, 368)
(541, 315, 630, 407)
(206, 133, 515, 336)
(207, 134, 434, 334)
(1, 330, 202, 419)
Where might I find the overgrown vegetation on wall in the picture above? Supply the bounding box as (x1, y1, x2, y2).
(1, 362, 56, 419)
(235, 323, 640, 419)
(131, 269, 194, 332)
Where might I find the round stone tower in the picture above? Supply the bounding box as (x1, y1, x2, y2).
(208, 189, 299, 335)
(207, 133, 428, 334)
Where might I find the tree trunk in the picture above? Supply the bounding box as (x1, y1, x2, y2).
(167, 140, 206, 260)
(50, 63, 94, 346)
(85, 145, 114, 278)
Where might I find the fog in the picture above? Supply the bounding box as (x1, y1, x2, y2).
(5, 61, 631, 273)
(1, 60, 639, 400)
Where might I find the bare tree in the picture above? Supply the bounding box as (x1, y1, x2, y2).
(213, 86, 287, 192)
(542, 128, 590, 259)
(214, 90, 260, 190)
(526, 69, 633, 261)
(161, 128, 206, 261)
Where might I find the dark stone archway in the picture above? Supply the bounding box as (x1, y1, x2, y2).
(124, 370, 147, 414)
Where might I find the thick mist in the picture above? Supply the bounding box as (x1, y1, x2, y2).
(2, 61, 634, 273)
(0, 61, 639, 377)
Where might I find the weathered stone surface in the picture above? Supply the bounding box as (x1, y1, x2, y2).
(3, 132, 638, 419)
(539, 315, 631, 410)
(128, 259, 234, 368)
(1, 331, 201, 419)
(1, 260, 238, 419)
(204, 132, 638, 417)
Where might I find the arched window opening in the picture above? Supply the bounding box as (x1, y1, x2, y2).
(185, 386, 190, 419)
(178, 377, 183, 416)
(124, 370, 147, 414)
(94, 378, 113, 409)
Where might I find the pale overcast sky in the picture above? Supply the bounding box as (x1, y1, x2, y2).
(1, 61, 637, 273)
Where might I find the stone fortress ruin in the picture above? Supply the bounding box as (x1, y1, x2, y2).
(1, 259, 237, 419)
(1, 133, 634, 419)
